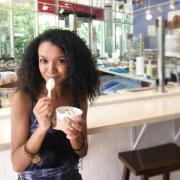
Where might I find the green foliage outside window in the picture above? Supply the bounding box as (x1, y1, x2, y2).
(0, 0, 35, 60)
(13, 11, 35, 60)
(0, 10, 10, 57)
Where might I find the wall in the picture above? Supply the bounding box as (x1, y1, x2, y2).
(1, 120, 180, 180)
(0, 150, 17, 180)
(133, 0, 180, 49)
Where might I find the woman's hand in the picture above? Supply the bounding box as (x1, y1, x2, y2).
(62, 117, 85, 140)
(33, 97, 53, 131)
(64, 117, 87, 157)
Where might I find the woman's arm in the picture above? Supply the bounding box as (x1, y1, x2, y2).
(11, 92, 52, 172)
(65, 99, 88, 157)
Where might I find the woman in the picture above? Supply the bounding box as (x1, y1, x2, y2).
(11, 29, 99, 180)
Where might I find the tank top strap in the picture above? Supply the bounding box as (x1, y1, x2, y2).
(30, 99, 38, 134)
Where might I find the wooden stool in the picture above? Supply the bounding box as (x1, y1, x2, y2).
(118, 143, 180, 180)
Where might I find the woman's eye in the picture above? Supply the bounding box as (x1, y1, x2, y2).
(57, 59, 66, 65)
(39, 59, 47, 64)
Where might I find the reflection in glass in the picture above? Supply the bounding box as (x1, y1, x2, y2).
(77, 18, 89, 47)
(38, 13, 58, 33)
(92, 20, 103, 56)
(12, 0, 34, 10)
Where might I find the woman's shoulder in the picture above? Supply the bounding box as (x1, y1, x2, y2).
(11, 90, 32, 109)
(12, 90, 31, 101)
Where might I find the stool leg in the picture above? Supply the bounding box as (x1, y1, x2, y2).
(122, 166, 130, 180)
(140, 175, 148, 180)
(163, 172, 169, 180)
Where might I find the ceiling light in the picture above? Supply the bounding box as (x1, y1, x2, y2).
(170, 3, 175, 9)
(59, 8, 65, 14)
(42, 3, 48, 11)
(145, 0, 152, 21)
(157, 6, 162, 12)
(146, 10, 152, 20)
(170, 0, 176, 9)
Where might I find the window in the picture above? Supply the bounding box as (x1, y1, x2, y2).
(92, 20, 103, 55)
(12, 0, 34, 10)
(38, 13, 58, 33)
(0, 10, 10, 57)
(13, 10, 35, 59)
(77, 18, 89, 47)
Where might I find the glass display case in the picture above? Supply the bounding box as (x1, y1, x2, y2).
(126, 33, 144, 60)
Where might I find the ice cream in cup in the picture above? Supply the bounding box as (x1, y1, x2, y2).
(55, 106, 83, 131)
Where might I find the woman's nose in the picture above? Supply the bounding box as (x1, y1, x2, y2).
(48, 63, 57, 74)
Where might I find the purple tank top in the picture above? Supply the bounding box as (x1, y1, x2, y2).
(18, 100, 81, 179)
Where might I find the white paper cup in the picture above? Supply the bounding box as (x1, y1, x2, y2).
(55, 106, 83, 131)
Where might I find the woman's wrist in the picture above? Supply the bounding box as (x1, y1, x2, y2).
(71, 133, 85, 152)
(37, 125, 49, 134)
(24, 141, 41, 164)
(23, 128, 47, 158)
(24, 141, 37, 158)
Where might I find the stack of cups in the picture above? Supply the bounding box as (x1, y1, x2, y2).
(136, 56, 145, 75)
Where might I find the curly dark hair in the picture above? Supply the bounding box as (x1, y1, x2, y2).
(17, 29, 100, 103)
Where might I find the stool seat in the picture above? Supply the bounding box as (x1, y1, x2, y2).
(118, 143, 180, 180)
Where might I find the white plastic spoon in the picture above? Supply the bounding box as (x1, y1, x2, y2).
(46, 78, 55, 98)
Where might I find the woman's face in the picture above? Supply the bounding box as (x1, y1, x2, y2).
(38, 41, 67, 86)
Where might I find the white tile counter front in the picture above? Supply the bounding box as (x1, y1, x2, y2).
(0, 108, 11, 151)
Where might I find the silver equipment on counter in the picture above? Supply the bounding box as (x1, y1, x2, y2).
(156, 16, 165, 92)
(165, 35, 180, 85)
